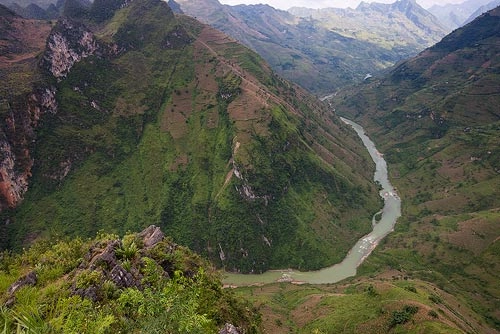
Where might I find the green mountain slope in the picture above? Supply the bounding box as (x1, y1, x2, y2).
(0, 0, 381, 274)
(175, 0, 447, 95)
(236, 276, 487, 333)
(0, 226, 260, 333)
(335, 7, 500, 330)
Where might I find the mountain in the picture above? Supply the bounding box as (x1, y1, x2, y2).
(0, 4, 54, 211)
(291, 0, 447, 40)
(464, 1, 500, 25)
(0, 0, 382, 274)
(175, 0, 447, 95)
(0, 0, 56, 10)
(334, 7, 500, 330)
(428, 0, 493, 30)
(0, 225, 261, 333)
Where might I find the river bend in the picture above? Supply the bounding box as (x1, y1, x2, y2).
(223, 118, 401, 285)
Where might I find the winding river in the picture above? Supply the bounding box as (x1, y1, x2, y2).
(223, 118, 401, 285)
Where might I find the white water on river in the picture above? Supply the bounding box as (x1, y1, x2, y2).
(223, 118, 401, 285)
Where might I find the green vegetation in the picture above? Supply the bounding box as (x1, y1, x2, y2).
(233, 279, 470, 333)
(0, 227, 260, 333)
(1, 0, 381, 274)
(336, 8, 500, 331)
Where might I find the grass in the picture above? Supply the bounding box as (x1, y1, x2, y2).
(332, 14, 500, 329)
(233, 278, 474, 333)
(0, 228, 261, 333)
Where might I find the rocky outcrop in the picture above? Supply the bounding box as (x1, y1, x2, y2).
(0, 16, 107, 212)
(219, 323, 242, 334)
(0, 87, 57, 211)
(5, 270, 37, 306)
(71, 225, 181, 302)
(43, 18, 99, 79)
(7, 271, 37, 295)
(138, 225, 165, 248)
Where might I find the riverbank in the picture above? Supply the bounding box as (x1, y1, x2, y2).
(223, 118, 401, 286)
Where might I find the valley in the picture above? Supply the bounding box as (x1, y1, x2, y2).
(0, 0, 499, 333)
(224, 117, 401, 286)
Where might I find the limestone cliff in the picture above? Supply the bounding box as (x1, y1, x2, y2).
(0, 13, 102, 211)
(0, 88, 57, 211)
(0, 7, 54, 211)
(42, 18, 100, 79)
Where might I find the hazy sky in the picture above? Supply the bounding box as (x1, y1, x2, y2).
(218, 0, 467, 10)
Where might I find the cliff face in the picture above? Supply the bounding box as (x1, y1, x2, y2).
(43, 19, 100, 79)
(0, 88, 57, 211)
(0, 7, 53, 211)
(0, 12, 102, 212)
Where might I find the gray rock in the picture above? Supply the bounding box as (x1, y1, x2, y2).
(7, 270, 37, 295)
(110, 264, 136, 288)
(139, 225, 165, 248)
(219, 323, 241, 334)
(87, 240, 120, 270)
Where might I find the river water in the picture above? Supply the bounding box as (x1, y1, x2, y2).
(223, 118, 401, 285)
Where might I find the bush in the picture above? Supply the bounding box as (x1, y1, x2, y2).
(389, 304, 419, 328)
(428, 309, 439, 318)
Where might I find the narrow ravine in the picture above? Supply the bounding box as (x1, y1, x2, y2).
(223, 117, 401, 286)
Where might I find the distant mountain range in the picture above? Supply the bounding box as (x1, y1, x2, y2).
(5, 0, 498, 95)
(175, 0, 447, 95)
(428, 0, 498, 30)
(463, 0, 500, 25)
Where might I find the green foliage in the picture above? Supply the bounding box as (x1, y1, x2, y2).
(365, 284, 378, 297)
(90, 0, 125, 23)
(428, 309, 439, 318)
(4, 0, 381, 277)
(217, 72, 242, 102)
(0, 305, 51, 334)
(428, 293, 443, 304)
(115, 241, 138, 261)
(50, 296, 115, 333)
(389, 305, 419, 328)
(0, 229, 261, 333)
(75, 270, 104, 290)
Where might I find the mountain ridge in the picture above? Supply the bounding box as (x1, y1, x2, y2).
(428, 0, 494, 30)
(334, 6, 500, 329)
(176, 0, 447, 95)
(0, 225, 261, 333)
(0, 0, 381, 274)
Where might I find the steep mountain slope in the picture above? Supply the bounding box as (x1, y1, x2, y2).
(464, 0, 500, 25)
(0, 226, 261, 333)
(0, 5, 54, 211)
(428, 0, 493, 30)
(175, 0, 446, 95)
(0, 0, 381, 274)
(335, 7, 500, 330)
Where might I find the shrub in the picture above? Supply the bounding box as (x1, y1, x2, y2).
(389, 304, 419, 328)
